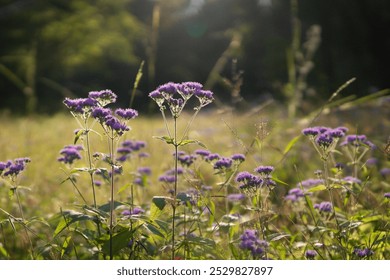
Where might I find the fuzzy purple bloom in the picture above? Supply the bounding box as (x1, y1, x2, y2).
(314, 201, 332, 213)
(88, 89, 117, 105)
(302, 127, 321, 137)
(316, 133, 333, 148)
(122, 207, 145, 216)
(138, 167, 152, 175)
(384, 192, 390, 199)
(353, 248, 374, 258)
(194, 149, 211, 157)
(298, 178, 325, 188)
(231, 153, 246, 162)
(58, 145, 83, 164)
(341, 134, 375, 149)
(285, 188, 305, 202)
(305, 250, 317, 259)
(255, 165, 274, 175)
(206, 153, 220, 162)
(239, 229, 269, 258)
(214, 157, 233, 169)
(343, 176, 362, 184)
(227, 193, 246, 202)
(380, 168, 390, 177)
(63, 97, 97, 114)
(104, 115, 129, 135)
(158, 175, 176, 183)
(115, 108, 138, 120)
(1, 158, 31, 177)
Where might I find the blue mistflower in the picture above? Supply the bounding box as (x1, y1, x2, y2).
(305, 250, 317, 259)
(92, 107, 112, 122)
(239, 229, 269, 258)
(227, 193, 246, 202)
(353, 248, 374, 258)
(231, 153, 246, 163)
(285, 188, 305, 202)
(88, 89, 117, 106)
(214, 157, 233, 170)
(58, 145, 83, 165)
(1, 158, 31, 177)
(314, 201, 332, 213)
(254, 165, 274, 175)
(115, 108, 138, 120)
(302, 127, 321, 137)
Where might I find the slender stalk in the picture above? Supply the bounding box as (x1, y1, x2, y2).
(14, 187, 34, 259)
(172, 116, 178, 260)
(109, 130, 115, 260)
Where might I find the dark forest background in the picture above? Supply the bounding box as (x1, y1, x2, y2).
(1, 0, 389, 114)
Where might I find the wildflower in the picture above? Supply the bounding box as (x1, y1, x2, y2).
(178, 154, 197, 167)
(177, 81, 203, 100)
(194, 149, 211, 157)
(122, 207, 145, 216)
(194, 90, 214, 107)
(343, 176, 362, 184)
(104, 115, 129, 136)
(353, 248, 374, 258)
(328, 128, 346, 138)
(239, 229, 269, 258)
(384, 193, 390, 199)
(254, 165, 274, 175)
(206, 153, 220, 162)
(115, 108, 138, 120)
(158, 175, 176, 183)
(63, 97, 97, 114)
(314, 201, 332, 213)
(88, 89, 117, 106)
(285, 188, 305, 202)
(201, 185, 213, 192)
(302, 127, 321, 137)
(316, 133, 333, 149)
(298, 178, 324, 188)
(137, 167, 152, 176)
(236, 171, 262, 190)
(380, 168, 390, 177)
(1, 158, 31, 177)
(340, 134, 375, 149)
(366, 157, 378, 167)
(305, 250, 317, 259)
(231, 153, 246, 163)
(58, 145, 83, 164)
(227, 193, 246, 202)
(214, 157, 233, 170)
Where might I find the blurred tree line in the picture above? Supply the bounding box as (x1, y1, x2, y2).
(1, 0, 389, 114)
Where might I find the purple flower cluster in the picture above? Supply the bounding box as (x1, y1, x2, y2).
(121, 207, 145, 216)
(298, 178, 325, 188)
(285, 188, 305, 202)
(255, 165, 274, 175)
(149, 81, 214, 117)
(116, 140, 147, 162)
(133, 167, 152, 187)
(302, 126, 348, 150)
(353, 248, 374, 258)
(0, 157, 31, 177)
(58, 145, 83, 164)
(239, 229, 269, 258)
(305, 250, 317, 259)
(176, 152, 197, 167)
(214, 157, 233, 170)
(340, 134, 375, 149)
(236, 171, 263, 190)
(227, 193, 246, 202)
(64, 89, 138, 136)
(314, 201, 332, 213)
(384, 192, 390, 199)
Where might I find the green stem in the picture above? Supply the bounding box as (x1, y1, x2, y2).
(172, 116, 178, 260)
(109, 130, 115, 260)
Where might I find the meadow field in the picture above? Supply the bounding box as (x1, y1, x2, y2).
(0, 88, 389, 260)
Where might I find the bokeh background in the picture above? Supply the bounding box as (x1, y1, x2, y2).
(1, 0, 390, 114)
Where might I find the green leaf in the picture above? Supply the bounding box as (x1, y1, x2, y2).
(283, 135, 301, 155)
(178, 139, 207, 148)
(102, 228, 133, 256)
(73, 129, 84, 144)
(8, 188, 15, 200)
(144, 222, 165, 238)
(98, 201, 124, 213)
(61, 236, 72, 258)
(176, 192, 191, 203)
(152, 196, 168, 210)
(118, 183, 132, 194)
(54, 210, 95, 237)
(307, 184, 327, 192)
(153, 136, 175, 145)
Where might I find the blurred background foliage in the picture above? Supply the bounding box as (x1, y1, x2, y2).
(1, 0, 389, 114)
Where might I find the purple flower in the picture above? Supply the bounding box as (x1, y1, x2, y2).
(92, 107, 112, 122)
(138, 167, 152, 175)
(227, 193, 246, 202)
(214, 157, 233, 170)
(239, 229, 269, 258)
(254, 165, 274, 175)
(231, 153, 246, 163)
(63, 97, 97, 114)
(236, 171, 263, 189)
(353, 248, 374, 258)
(177, 82, 203, 98)
(343, 176, 362, 184)
(314, 201, 332, 213)
(194, 90, 214, 107)
(328, 128, 346, 138)
(178, 154, 197, 167)
(341, 134, 375, 149)
(158, 175, 176, 183)
(115, 108, 138, 120)
(122, 140, 147, 151)
(201, 185, 213, 192)
(122, 207, 145, 216)
(285, 188, 305, 202)
(380, 168, 390, 177)
(58, 145, 83, 164)
(384, 192, 390, 199)
(194, 149, 211, 157)
(1, 158, 31, 177)
(104, 115, 129, 135)
(206, 153, 220, 162)
(302, 127, 321, 137)
(157, 82, 178, 96)
(305, 250, 317, 259)
(298, 178, 324, 188)
(316, 133, 333, 148)
(88, 89, 117, 106)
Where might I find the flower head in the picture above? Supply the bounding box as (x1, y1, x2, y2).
(255, 165, 274, 175)
(58, 145, 83, 165)
(1, 158, 31, 177)
(239, 229, 269, 258)
(227, 193, 246, 202)
(314, 201, 332, 213)
(115, 108, 138, 120)
(285, 188, 305, 202)
(104, 115, 129, 136)
(214, 157, 233, 170)
(305, 250, 317, 259)
(88, 89, 117, 106)
(353, 248, 374, 258)
(63, 97, 97, 115)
